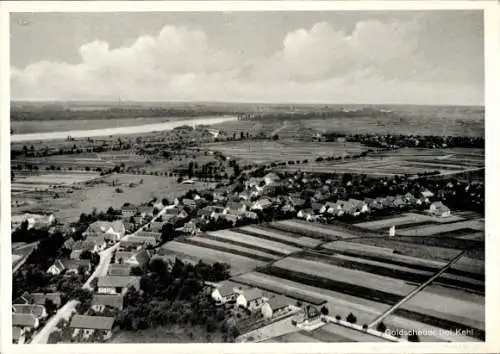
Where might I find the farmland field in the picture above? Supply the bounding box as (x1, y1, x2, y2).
(397, 220, 484, 237)
(270, 219, 358, 240)
(354, 213, 465, 230)
(272, 257, 417, 296)
(185, 236, 280, 262)
(11, 174, 201, 224)
(203, 140, 367, 164)
(163, 240, 266, 275)
(206, 230, 301, 255)
(237, 226, 322, 248)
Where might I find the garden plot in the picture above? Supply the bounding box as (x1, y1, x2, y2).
(163, 241, 265, 275)
(186, 236, 280, 261)
(398, 220, 484, 237)
(207, 230, 301, 255)
(273, 257, 417, 296)
(238, 226, 321, 248)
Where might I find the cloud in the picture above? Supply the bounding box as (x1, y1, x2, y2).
(11, 20, 483, 105)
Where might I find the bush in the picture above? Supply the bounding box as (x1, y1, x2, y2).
(335, 315, 341, 321)
(320, 305, 329, 316)
(376, 322, 387, 333)
(362, 324, 368, 330)
(346, 313, 357, 324)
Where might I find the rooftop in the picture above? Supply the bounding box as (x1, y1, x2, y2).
(70, 315, 115, 330)
(91, 294, 124, 310)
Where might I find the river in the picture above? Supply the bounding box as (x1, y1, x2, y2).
(11, 115, 238, 142)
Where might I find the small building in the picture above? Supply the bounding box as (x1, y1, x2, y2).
(297, 208, 316, 221)
(12, 304, 47, 320)
(107, 263, 132, 276)
(236, 288, 265, 311)
(12, 313, 39, 331)
(429, 201, 451, 218)
(62, 237, 77, 250)
(135, 230, 162, 242)
(70, 240, 98, 260)
(97, 276, 140, 295)
(121, 205, 138, 218)
(264, 172, 280, 186)
(91, 294, 124, 312)
(85, 235, 107, 251)
(70, 315, 114, 341)
(261, 295, 293, 319)
(124, 235, 158, 248)
(251, 198, 272, 211)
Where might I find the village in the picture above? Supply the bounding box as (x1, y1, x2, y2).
(11, 154, 484, 344)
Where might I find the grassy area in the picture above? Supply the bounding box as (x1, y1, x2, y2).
(12, 174, 198, 224)
(110, 325, 227, 343)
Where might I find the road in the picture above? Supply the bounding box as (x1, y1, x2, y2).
(30, 204, 171, 343)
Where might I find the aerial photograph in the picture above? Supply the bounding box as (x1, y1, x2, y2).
(9, 10, 484, 344)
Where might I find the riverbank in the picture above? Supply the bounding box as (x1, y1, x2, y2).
(11, 115, 238, 142)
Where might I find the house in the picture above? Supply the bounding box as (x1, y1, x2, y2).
(123, 235, 158, 248)
(421, 190, 435, 199)
(241, 211, 258, 220)
(121, 205, 138, 218)
(12, 326, 26, 344)
(62, 237, 77, 250)
(429, 201, 451, 218)
(85, 235, 107, 251)
(224, 201, 247, 214)
(320, 202, 339, 214)
(236, 288, 266, 311)
(178, 209, 189, 219)
(147, 221, 164, 233)
(13, 292, 35, 305)
(297, 208, 316, 221)
(261, 295, 293, 319)
(31, 293, 62, 308)
(392, 196, 407, 209)
(91, 294, 124, 312)
(84, 220, 125, 243)
(12, 313, 39, 330)
(310, 202, 324, 213)
(12, 304, 48, 319)
(211, 281, 242, 305)
(47, 259, 91, 275)
(137, 205, 154, 217)
(136, 230, 162, 242)
(115, 249, 150, 268)
(251, 198, 272, 211)
(97, 276, 141, 295)
(264, 172, 280, 186)
(289, 197, 306, 209)
(164, 206, 180, 215)
(70, 315, 114, 340)
(182, 198, 197, 208)
(180, 221, 198, 235)
(70, 240, 98, 259)
(107, 264, 132, 276)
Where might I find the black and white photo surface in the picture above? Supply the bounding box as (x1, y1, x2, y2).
(4, 3, 492, 349)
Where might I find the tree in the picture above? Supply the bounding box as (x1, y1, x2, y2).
(320, 305, 329, 316)
(272, 134, 279, 140)
(161, 198, 169, 206)
(131, 266, 144, 276)
(376, 321, 387, 333)
(161, 223, 175, 243)
(346, 313, 357, 324)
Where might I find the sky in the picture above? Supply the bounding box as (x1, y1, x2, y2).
(10, 11, 484, 105)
